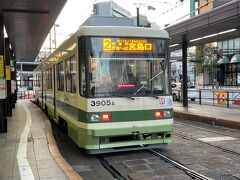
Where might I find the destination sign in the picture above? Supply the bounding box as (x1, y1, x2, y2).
(103, 38, 155, 52)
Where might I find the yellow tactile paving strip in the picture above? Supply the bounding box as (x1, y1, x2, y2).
(44, 119, 83, 180)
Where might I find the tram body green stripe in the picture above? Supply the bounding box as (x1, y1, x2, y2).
(55, 99, 173, 123)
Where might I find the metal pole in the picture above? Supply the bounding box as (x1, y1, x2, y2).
(0, 14, 7, 133)
(49, 30, 51, 54)
(137, 7, 140, 27)
(54, 24, 56, 49)
(199, 90, 201, 105)
(227, 91, 229, 108)
(5, 38, 12, 117)
(182, 34, 188, 107)
(20, 62, 23, 87)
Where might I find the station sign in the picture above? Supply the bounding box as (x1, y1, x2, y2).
(0, 55, 4, 77)
(0, 78, 6, 99)
(6, 65, 11, 80)
(216, 92, 226, 105)
(233, 93, 240, 105)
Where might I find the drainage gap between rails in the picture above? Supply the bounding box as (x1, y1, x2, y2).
(97, 156, 127, 180)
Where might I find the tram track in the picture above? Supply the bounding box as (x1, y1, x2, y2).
(147, 149, 213, 180)
(175, 121, 239, 138)
(52, 116, 240, 180)
(174, 132, 240, 156)
(96, 155, 127, 180)
(98, 149, 214, 180)
(174, 121, 240, 156)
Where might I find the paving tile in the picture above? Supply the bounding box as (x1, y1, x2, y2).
(157, 174, 192, 180)
(130, 164, 150, 171)
(187, 164, 208, 171)
(38, 166, 66, 179)
(148, 162, 173, 170)
(128, 171, 157, 180)
(124, 159, 147, 166)
(37, 159, 60, 169)
(41, 177, 68, 180)
(153, 168, 184, 175)
(0, 101, 67, 180)
(72, 165, 92, 172)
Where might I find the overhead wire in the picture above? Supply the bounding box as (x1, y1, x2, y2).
(151, 0, 188, 21)
(163, 0, 215, 27)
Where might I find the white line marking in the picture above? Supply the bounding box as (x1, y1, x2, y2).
(17, 102, 35, 180)
(197, 136, 238, 142)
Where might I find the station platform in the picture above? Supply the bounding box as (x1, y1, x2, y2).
(0, 100, 81, 180)
(174, 102, 240, 130)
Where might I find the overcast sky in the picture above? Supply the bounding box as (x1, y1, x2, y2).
(41, 0, 190, 51)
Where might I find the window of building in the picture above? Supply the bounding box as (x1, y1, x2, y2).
(228, 39, 234, 50)
(217, 41, 223, 50)
(57, 61, 64, 91)
(234, 38, 240, 49)
(223, 40, 228, 50)
(66, 56, 76, 93)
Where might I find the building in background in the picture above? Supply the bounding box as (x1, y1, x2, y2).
(170, 50, 195, 84)
(93, 1, 131, 18)
(192, 0, 240, 86)
(83, 1, 133, 26)
(84, 1, 158, 28)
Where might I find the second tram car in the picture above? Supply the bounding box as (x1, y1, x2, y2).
(33, 26, 173, 154)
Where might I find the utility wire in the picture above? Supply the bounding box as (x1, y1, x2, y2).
(151, 0, 187, 21)
(164, 0, 215, 27)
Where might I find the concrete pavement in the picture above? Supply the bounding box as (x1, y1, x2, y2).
(174, 102, 240, 130)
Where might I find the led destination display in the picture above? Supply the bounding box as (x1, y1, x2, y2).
(103, 38, 155, 52)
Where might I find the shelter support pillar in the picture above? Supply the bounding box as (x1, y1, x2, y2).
(5, 38, 12, 116)
(0, 14, 7, 133)
(182, 34, 188, 107)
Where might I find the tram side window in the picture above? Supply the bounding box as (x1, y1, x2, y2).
(46, 68, 52, 90)
(66, 56, 76, 93)
(79, 37, 86, 97)
(57, 61, 64, 91)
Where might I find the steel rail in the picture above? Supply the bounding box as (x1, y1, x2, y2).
(148, 149, 213, 180)
(174, 121, 239, 138)
(97, 156, 127, 180)
(174, 132, 240, 156)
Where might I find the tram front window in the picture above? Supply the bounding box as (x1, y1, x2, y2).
(89, 58, 167, 97)
(87, 36, 169, 97)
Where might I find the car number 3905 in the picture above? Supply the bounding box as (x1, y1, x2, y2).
(90, 100, 115, 106)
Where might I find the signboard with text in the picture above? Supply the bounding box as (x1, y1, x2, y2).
(0, 79, 6, 99)
(6, 65, 11, 80)
(0, 55, 4, 77)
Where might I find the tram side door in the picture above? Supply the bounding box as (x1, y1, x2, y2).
(53, 66, 56, 119)
(41, 71, 44, 107)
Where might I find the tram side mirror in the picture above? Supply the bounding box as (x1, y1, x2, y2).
(91, 86, 95, 96)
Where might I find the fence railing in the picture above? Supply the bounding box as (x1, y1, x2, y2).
(175, 89, 240, 108)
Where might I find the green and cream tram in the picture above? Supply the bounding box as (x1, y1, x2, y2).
(33, 26, 173, 154)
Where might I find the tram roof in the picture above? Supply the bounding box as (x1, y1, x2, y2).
(75, 26, 169, 39)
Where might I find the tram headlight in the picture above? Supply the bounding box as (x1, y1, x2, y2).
(163, 111, 171, 118)
(90, 114, 101, 122)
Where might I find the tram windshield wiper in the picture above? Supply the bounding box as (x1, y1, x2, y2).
(134, 70, 164, 96)
(112, 93, 135, 100)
